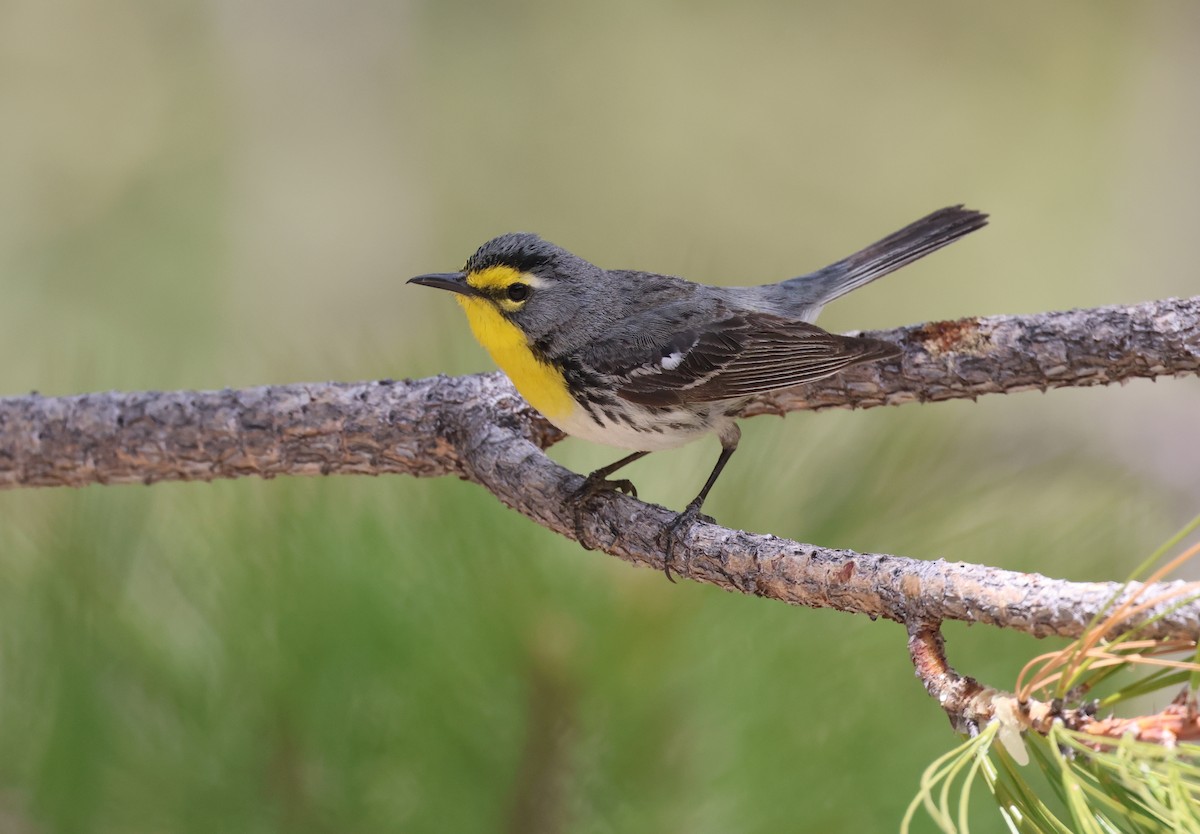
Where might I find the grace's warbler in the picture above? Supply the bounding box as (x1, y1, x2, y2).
(410, 206, 987, 577)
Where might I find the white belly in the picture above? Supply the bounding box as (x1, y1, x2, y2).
(550, 401, 718, 452)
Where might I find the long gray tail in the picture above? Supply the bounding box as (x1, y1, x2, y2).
(780, 205, 988, 308)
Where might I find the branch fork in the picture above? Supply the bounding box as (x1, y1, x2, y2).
(3, 295, 1200, 732)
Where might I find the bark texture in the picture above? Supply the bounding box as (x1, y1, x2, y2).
(2, 296, 1199, 642)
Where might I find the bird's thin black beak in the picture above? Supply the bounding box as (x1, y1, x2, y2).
(407, 272, 479, 297)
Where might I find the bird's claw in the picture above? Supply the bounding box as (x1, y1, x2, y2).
(609, 479, 638, 499)
(570, 475, 638, 549)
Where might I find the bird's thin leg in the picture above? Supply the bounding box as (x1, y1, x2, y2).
(663, 425, 740, 581)
(570, 451, 650, 548)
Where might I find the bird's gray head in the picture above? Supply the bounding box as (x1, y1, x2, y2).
(408, 232, 610, 355)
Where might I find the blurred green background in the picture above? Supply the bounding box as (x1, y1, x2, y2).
(1, 1, 1198, 831)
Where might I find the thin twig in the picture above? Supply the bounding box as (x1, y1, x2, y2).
(906, 622, 994, 733)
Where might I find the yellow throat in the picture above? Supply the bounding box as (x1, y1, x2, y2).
(456, 267, 576, 421)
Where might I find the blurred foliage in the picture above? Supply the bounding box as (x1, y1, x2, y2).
(1, 0, 1198, 831)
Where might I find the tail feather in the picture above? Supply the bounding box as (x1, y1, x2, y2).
(783, 205, 988, 308)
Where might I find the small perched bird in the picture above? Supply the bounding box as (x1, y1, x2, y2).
(410, 206, 987, 578)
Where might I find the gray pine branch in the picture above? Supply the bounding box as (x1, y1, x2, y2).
(3, 297, 1199, 653)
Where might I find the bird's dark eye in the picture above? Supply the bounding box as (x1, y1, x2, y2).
(506, 283, 530, 302)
